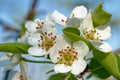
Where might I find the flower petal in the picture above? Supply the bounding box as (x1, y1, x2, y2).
(71, 6, 87, 19)
(95, 26, 111, 40)
(42, 20, 57, 38)
(54, 64, 71, 73)
(50, 35, 70, 63)
(66, 17, 82, 28)
(20, 61, 30, 80)
(73, 41, 89, 57)
(51, 10, 67, 26)
(71, 58, 86, 75)
(90, 41, 112, 52)
(25, 21, 38, 33)
(45, 13, 52, 21)
(17, 32, 30, 44)
(28, 33, 42, 46)
(28, 47, 46, 56)
(80, 13, 94, 34)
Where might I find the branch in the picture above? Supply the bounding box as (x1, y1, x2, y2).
(114, 48, 120, 54)
(0, 21, 20, 32)
(26, 0, 38, 20)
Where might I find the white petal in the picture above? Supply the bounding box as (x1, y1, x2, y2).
(71, 6, 87, 19)
(49, 45, 60, 63)
(34, 18, 41, 23)
(66, 17, 82, 27)
(45, 13, 52, 21)
(90, 41, 112, 52)
(54, 64, 71, 73)
(73, 41, 89, 57)
(71, 59, 86, 75)
(51, 10, 67, 26)
(28, 47, 46, 56)
(50, 35, 71, 63)
(80, 13, 94, 34)
(25, 21, 38, 33)
(95, 26, 111, 40)
(42, 20, 57, 38)
(20, 61, 30, 80)
(28, 33, 42, 46)
(11, 54, 20, 65)
(17, 31, 30, 44)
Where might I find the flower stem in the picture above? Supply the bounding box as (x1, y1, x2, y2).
(22, 57, 53, 64)
(81, 75, 84, 80)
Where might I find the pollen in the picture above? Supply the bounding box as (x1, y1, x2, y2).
(40, 32, 56, 52)
(83, 28, 102, 41)
(57, 47, 78, 66)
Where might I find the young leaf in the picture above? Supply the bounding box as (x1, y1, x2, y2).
(64, 72, 77, 80)
(0, 42, 31, 54)
(63, 27, 80, 35)
(89, 58, 111, 79)
(63, 28, 92, 49)
(92, 2, 112, 27)
(93, 49, 120, 79)
(115, 55, 120, 73)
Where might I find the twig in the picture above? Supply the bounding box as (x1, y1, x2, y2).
(0, 21, 20, 32)
(114, 48, 120, 54)
(26, 0, 38, 20)
(22, 57, 53, 64)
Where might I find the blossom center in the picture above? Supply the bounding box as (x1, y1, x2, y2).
(57, 47, 78, 66)
(83, 28, 102, 41)
(35, 21, 44, 29)
(38, 32, 56, 52)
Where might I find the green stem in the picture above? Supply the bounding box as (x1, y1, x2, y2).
(22, 57, 53, 64)
(81, 75, 84, 80)
(64, 72, 71, 80)
(46, 69, 54, 74)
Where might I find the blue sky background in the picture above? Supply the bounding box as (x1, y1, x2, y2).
(0, 0, 120, 80)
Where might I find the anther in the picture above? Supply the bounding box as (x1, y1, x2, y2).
(61, 19, 64, 22)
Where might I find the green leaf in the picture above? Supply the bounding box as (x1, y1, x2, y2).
(64, 72, 77, 80)
(20, 23, 27, 37)
(0, 42, 31, 54)
(48, 73, 66, 80)
(89, 58, 111, 79)
(93, 49, 120, 79)
(92, 2, 112, 27)
(63, 27, 80, 35)
(63, 28, 92, 49)
(115, 55, 120, 73)
(48, 73, 77, 80)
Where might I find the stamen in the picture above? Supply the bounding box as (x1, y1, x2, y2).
(45, 32, 47, 35)
(41, 22, 44, 25)
(61, 19, 64, 22)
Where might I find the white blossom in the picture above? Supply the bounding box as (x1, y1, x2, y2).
(51, 6, 87, 27)
(50, 35, 89, 75)
(80, 13, 112, 52)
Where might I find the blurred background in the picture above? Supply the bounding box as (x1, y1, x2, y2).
(0, 0, 120, 80)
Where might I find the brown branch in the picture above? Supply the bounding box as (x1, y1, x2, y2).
(0, 0, 38, 32)
(114, 48, 120, 54)
(0, 21, 20, 32)
(26, 0, 38, 20)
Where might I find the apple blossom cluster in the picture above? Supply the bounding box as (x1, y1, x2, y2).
(19, 5, 111, 76)
(0, 4, 114, 80)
